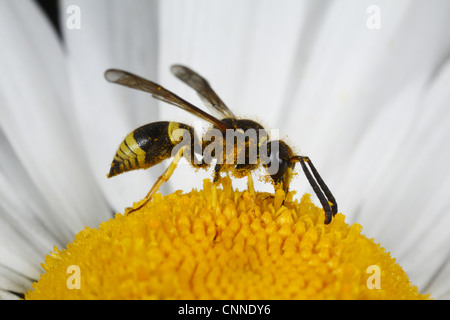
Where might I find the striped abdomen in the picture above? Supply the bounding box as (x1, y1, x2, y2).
(107, 121, 187, 178)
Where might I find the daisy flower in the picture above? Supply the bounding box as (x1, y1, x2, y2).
(0, 0, 449, 299)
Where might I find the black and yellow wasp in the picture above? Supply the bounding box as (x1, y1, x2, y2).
(105, 65, 337, 224)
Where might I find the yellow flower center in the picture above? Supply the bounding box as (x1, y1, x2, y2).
(25, 178, 429, 300)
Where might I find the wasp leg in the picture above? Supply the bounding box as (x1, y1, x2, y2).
(213, 164, 222, 183)
(127, 146, 187, 214)
(296, 157, 334, 224)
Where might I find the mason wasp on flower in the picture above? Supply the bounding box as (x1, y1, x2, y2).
(105, 65, 337, 224)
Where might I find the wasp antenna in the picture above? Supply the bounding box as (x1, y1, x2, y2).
(296, 157, 332, 224)
(291, 155, 338, 223)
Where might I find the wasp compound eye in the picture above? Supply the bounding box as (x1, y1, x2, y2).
(263, 140, 288, 183)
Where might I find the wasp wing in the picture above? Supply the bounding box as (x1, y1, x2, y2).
(171, 65, 236, 119)
(105, 69, 229, 131)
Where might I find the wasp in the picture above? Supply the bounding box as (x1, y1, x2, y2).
(105, 65, 337, 224)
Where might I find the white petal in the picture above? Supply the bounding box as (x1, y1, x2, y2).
(0, 0, 110, 231)
(60, 0, 162, 211)
(0, 0, 111, 295)
(384, 59, 450, 295)
(0, 127, 72, 296)
(0, 123, 78, 237)
(0, 250, 39, 295)
(0, 289, 22, 300)
(425, 256, 450, 299)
